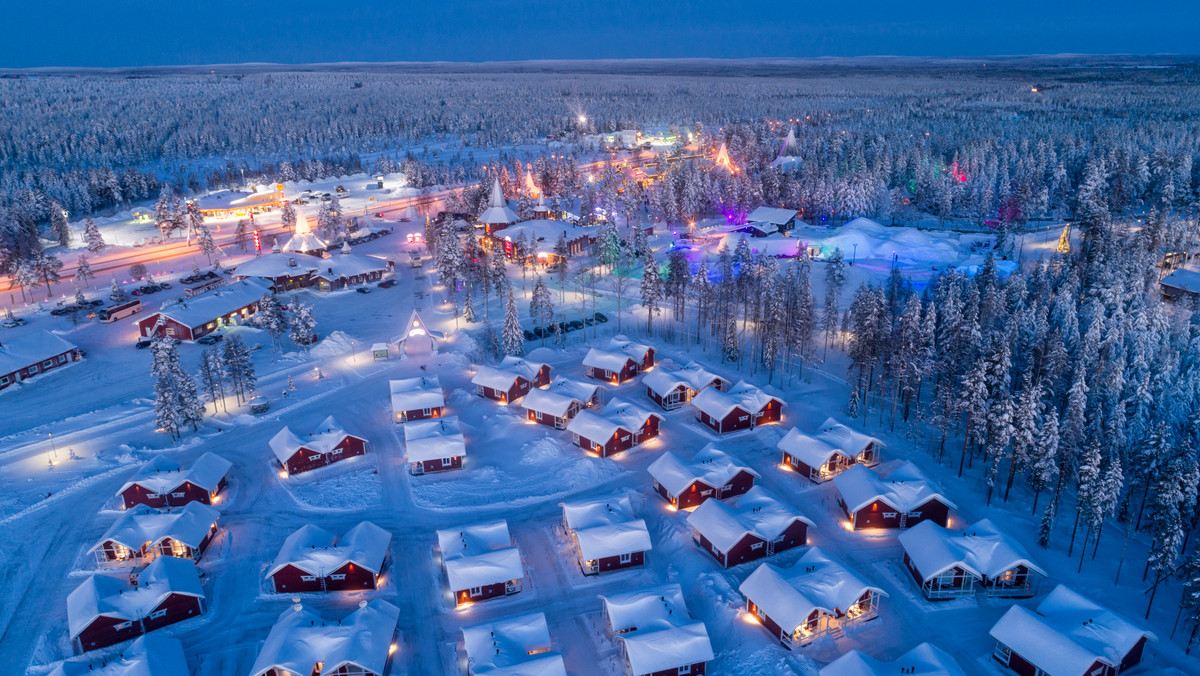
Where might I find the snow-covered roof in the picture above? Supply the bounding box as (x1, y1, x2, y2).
(389, 376, 444, 413)
(606, 335, 653, 362)
(647, 444, 758, 497)
(67, 556, 204, 639)
(479, 178, 520, 225)
(437, 520, 523, 591)
(561, 494, 636, 531)
(50, 635, 189, 676)
(601, 584, 714, 674)
(523, 377, 598, 418)
(472, 365, 526, 392)
(118, 452, 231, 496)
(309, 251, 391, 280)
(232, 252, 325, 279)
(988, 585, 1156, 676)
(268, 415, 362, 464)
(146, 279, 271, 329)
(250, 599, 400, 676)
(819, 642, 966, 676)
(739, 547, 886, 634)
(746, 206, 798, 225)
(832, 460, 957, 515)
(90, 502, 219, 554)
(583, 347, 636, 373)
(575, 520, 652, 562)
(690, 380, 782, 419)
(778, 418, 882, 468)
(566, 397, 663, 443)
(403, 416, 467, 463)
(193, 188, 284, 212)
(686, 485, 813, 552)
(499, 356, 550, 381)
(496, 219, 592, 254)
(267, 521, 391, 578)
(1160, 268, 1200, 295)
(0, 330, 76, 376)
(642, 361, 726, 398)
(898, 519, 1045, 582)
(461, 612, 566, 676)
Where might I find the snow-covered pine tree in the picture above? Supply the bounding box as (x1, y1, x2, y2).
(530, 276, 553, 346)
(1006, 378, 1042, 502)
(597, 221, 621, 271)
(288, 301, 318, 349)
(74, 254, 93, 288)
(501, 282, 524, 357)
(49, 202, 70, 246)
(196, 224, 218, 263)
(151, 334, 204, 438)
(198, 347, 227, 413)
(256, 293, 288, 351)
(822, 247, 846, 358)
(83, 218, 105, 252)
(463, 284, 476, 323)
(721, 315, 739, 363)
(280, 201, 297, 230)
(110, 277, 126, 302)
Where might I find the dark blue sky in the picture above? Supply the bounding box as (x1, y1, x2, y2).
(7, 0, 1198, 68)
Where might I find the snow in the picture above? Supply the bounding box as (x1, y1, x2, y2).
(268, 415, 362, 464)
(646, 444, 758, 497)
(746, 206, 799, 226)
(116, 452, 231, 497)
(690, 379, 781, 420)
(436, 520, 524, 592)
(523, 377, 598, 418)
(67, 555, 204, 640)
(565, 397, 662, 444)
(641, 360, 726, 399)
(144, 279, 271, 334)
(249, 599, 400, 676)
(778, 418, 881, 470)
(1159, 268, 1200, 295)
(495, 220, 593, 255)
(574, 520, 652, 562)
(819, 642, 966, 676)
(89, 502, 219, 557)
(49, 635, 189, 676)
(403, 416, 467, 464)
(686, 485, 814, 552)
(0, 330, 77, 377)
(560, 494, 636, 531)
(739, 547, 887, 636)
(582, 347, 635, 374)
(267, 520, 391, 578)
(472, 365, 525, 393)
(478, 178, 520, 227)
(600, 584, 714, 674)
(460, 612, 566, 676)
(388, 375, 445, 415)
(605, 335, 653, 364)
(897, 518, 1046, 582)
(831, 460, 957, 515)
(233, 250, 389, 283)
(498, 356, 550, 382)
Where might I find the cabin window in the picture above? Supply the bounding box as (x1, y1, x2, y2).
(330, 574, 346, 581)
(908, 511, 922, 518)
(42, 360, 53, 368)
(469, 586, 482, 596)
(28, 364, 38, 374)
(678, 665, 692, 675)
(883, 512, 898, 519)
(992, 643, 1012, 664)
(738, 415, 749, 422)
(165, 327, 175, 336)
(441, 457, 453, 465)
(171, 492, 184, 498)
(147, 492, 160, 499)
(115, 621, 133, 630)
(572, 433, 581, 445)
(619, 552, 633, 564)
(332, 447, 342, 454)
(0, 376, 8, 385)
(58, 354, 68, 364)
(422, 408, 431, 416)
(149, 609, 167, 619)
(751, 542, 764, 550)
(301, 575, 316, 582)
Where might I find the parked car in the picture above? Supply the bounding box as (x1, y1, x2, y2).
(3, 316, 28, 327)
(593, 312, 609, 323)
(568, 320, 584, 331)
(197, 334, 224, 345)
(523, 330, 536, 341)
(85, 299, 105, 307)
(374, 212, 386, 218)
(159, 282, 173, 290)
(50, 305, 81, 316)
(248, 396, 270, 414)
(356, 287, 371, 294)
(558, 321, 572, 333)
(378, 279, 398, 288)
(135, 337, 153, 349)
(584, 317, 596, 326)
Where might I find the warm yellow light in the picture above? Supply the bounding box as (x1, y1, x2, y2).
(842, 520, 854, 531)
(278, 470, 288, 479)
(779, 463, 793, 472)
(389, 643, 398, 656)
(742, 612, 760, 625)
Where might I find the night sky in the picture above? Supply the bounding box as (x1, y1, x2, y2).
(6, 0, 1197, 68)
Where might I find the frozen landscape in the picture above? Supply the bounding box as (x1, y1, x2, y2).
(1, 55, 1200, 676)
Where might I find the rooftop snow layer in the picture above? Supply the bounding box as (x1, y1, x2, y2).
(267, 521, 391, 578)
(819, 642, 966, 676)
(583, 347, 636, 373)
(389, 376, 444, 413)
(647, 444, 758, 497)
(403, 416, 466, 463)
(67, 556, 204, 639)
(566, 397, 662, 443)
(0, 330, 77, 376)
(461, 612, 566, 676)
(779, 417, 883, 468)
(147, 279, 271, 329)
(606, 335, 653, 362)
(686, 485, 813, 552)
(690, 379, 782, 420)
(249, 599, 400, 676)
(832, 460, 957, 514)
(642, 361, 726, 398)
(268, 415, 361, 464)
(601, 584, 714, 674)
(561, 494, 636, 531)
(90, 502, 219, 554)
(118, 452, 231, 496)
(739, 547, 886, 634)
(1160, 268, 1200, 294)
(898, 519, 1045, 581)
(437, 520, 523, 591)
(574, 520, 652, 561)
(50, 635, 189, 676)
(523, 377, 598, 418)
(499, 356, 550, 381)
(746, 206, 798, 225)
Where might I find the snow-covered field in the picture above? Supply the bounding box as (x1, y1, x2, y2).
(0, 223, 1194, 676)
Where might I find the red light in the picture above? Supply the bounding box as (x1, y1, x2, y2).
(253, 230, 261, 252)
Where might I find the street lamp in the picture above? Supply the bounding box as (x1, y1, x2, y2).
(852, 243, 857, 265)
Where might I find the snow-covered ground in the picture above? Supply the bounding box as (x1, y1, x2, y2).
(0, 224, 1192, 676)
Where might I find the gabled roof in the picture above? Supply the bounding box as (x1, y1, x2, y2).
(819, 642, 966, 676)
(575, 520, 652, 561)
(898, 519, 1046, 582)
(566, 397, 663, 443)
(746, 206, 799, 225)
(0, 330, 77, 376)
(647, 444, 759, 497)
(268, 415, 363, 464)
(461, 612, 566, 676)
(472, 365, 527, 392)
(144, 280, 270, 329)
(691, 380, 782, 420)
(478, 178, 520, 225)
(601, 584, 714, 674)
(250, 599, 401, 676)
(583, 347, 636, 373)
(642, 361, 726, 398)
(118, 452, 232, 496)
(739, 547, 887, 634)
(499, 356, 550, 381)
(687, 485, 814, 552)
(267, 521, 391, 578)
(50, 635, 189, 676)
(523, 377, 598, 418)
(389, 375, 444, 412)
(403, 416, 467, 463)
(988, 585, 1156, 676)
(437, 520, 523, 591)
(561, 494, 636, 531)
(90, 502, 219, 554)
(779, 417, 883, 468)
(832, 461, 957, 515)
(68, 556, 204, 639)
(606, 335, 653, 362)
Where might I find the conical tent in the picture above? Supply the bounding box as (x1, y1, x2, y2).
(398, 309, 444, 356)
(478, 178, 520, 227)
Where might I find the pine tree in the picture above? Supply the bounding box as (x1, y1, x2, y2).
(822, 247, 846, 358)
(641, 257, 662, 334)
(722, 315, 740, 363)
(74, 254, 94, 288)
(256, 293, 288, 351)
(110, 277, 126, 302)
(1029, 410, 1060, 513)
(84, 217, 105, 252)
(530, 276, 553, 346)
(49, 202, 70, 246)
(1178, 549, 1200, 652)
(151, 334, 204, 438)
(501, 282, 524, 357)
(198, 347, 227, 413)
(281, 201, 297, 230)
(288, 301, 317, 349)
(463, 284, 476, 323)
(196, 224, 218, 263)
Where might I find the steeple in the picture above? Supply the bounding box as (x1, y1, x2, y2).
(488, 178, 506, 208)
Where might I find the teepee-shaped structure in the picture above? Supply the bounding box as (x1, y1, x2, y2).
(713, 143, 738, 173)
(281, 205, 327, 256)
(524, 169, 542, 198)
(532, 193, 551, 219)
(398, 309, 445, 356)
(769, 128, 802, 171)
(477, 178, 520, 231)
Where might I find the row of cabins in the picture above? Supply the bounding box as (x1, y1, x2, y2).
(67, 453, 234, 653)
(249, 599, 401, 676)
(267, 521, 392, 593)
(0, 330, 81, 392)
(269, 416, 368, 477)
(582, 336, 655, 384)
(389, 376, 472, 474)
(135, 279, 270, 341)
